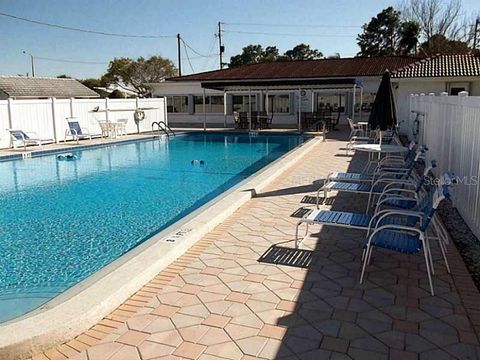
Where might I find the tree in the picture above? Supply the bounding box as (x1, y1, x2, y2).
(401, 0, 463, 40)
(284, 43, 323, 60)
(419, 33, 470, 55)
(228, 43, 323, 67)
(357, 7, 420, 56)
(263, 46, 282, 62)
(398, 21, 421, 54)
(57, 74, 71, 79)
(108, 89, 126, 98)
(229, 45, 285, 67)
(229, 45, 265, 67)
(400, 0, 471, 55)
(103, 56, 177, 96)
(80, 77, 107, 90)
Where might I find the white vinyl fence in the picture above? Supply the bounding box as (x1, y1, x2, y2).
(0, 97, 167, 149)
(409, 92, 480, 239)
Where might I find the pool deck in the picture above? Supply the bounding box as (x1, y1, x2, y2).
(29, 128, 480, 360)
(0, 128, 316, 161)
(0, 134, 155, 160)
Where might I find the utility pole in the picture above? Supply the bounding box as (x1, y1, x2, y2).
(22, 51, 35, 77)
(217, 22, 224, 69)
(177, 33, 182, 76)
(473, 17, 480, 51)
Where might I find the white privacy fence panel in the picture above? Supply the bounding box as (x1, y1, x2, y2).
(74, 98, 111, 136)
(409, 93, 480, 239)
(0, 97, 167, 149)
(0, 102, 10, 149)
(10, 99, 54, 141)
(138, 98, 167, 133)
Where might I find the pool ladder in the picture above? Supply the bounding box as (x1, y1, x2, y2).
(152, 121, 175, 138)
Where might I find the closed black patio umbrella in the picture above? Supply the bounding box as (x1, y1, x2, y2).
(368, 70, 397, 143)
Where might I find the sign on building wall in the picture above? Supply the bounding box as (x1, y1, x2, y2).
(300, 90, 311, 112)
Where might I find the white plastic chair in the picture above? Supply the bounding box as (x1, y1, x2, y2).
(7, 129, 53, 150)
(116, 118, 128, 136)
(64, 117, 92, 144)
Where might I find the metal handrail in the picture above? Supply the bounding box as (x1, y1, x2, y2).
(152, 121, 175, 137)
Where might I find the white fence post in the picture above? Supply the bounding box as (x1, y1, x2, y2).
(70, 98, 74, 118)
(163, 97, 168, 126)
(7, 98, 13, 129)
(51, 97, 58, 143)
(105, 98, 110, 122)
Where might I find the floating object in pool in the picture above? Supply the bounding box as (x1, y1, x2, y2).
(57, 153, 77, 161)
(191, 159, 205, 166)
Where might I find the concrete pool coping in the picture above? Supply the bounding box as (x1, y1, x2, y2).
(0, 133, 321, 359)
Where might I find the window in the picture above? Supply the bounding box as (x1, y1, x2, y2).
(210, 96, 224, 113)
(194, 96, 206, 113)
(166, 96, 188, 113)
(194, 95, 224, 113)
(448, 82, 469, 96)
(233, 95, 256, 112)
(317, 93, 345, 112)
(267, 94, 289, 113)
(450, 87, 465, 96)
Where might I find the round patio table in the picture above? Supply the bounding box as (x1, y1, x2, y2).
(352, 144, 408, 172)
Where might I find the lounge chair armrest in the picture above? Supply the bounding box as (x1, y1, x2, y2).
(381, 179, 417, 190)
(377, 159, 406, 167)
(374, 171, 410, 181)
(372, 178, 416, 189)
(379, 155, 406, 163)
(368, 209, 424, 232)
(377, 189, 418, 205)
(366, 224, 424, 246)
(374, 195, 418, 213)
(375, 165, 410, 173)
(379, 187, 417, 199)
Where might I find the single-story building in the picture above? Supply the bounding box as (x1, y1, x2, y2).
(0, 76, 99, 100)
(391, 54, 480, 122)
(149, 54, 480, 130)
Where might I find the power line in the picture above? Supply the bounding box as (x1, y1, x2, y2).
(201, 31, 219, 71)
(35, 56, 108, 65)
(222, 29, 356, 38)
(180, 38, 212, 57)
(181, 55, 216, 60)
(0, 11, 175, 38)
(222, 21, 361, 29)
(182, 41, 195, 73)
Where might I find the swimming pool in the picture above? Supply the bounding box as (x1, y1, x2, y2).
(0, 132, 305, 323)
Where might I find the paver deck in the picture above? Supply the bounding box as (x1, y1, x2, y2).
(30, 128, 480, 360)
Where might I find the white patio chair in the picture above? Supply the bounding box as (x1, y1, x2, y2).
(64, 117, 92, 144)
(97, 120, 111, 138)
(7, 129, 53, 150)
(116, 118, 128, 136)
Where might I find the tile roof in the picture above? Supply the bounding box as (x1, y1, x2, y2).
(168, 56, 420, 82)
(0, 76, 99, 98)
(391, 54, 480, 78)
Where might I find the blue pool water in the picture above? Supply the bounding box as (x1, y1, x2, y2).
(0, 133, 305, 322)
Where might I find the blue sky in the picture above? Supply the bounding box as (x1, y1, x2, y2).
(0, 0, 478, 79)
